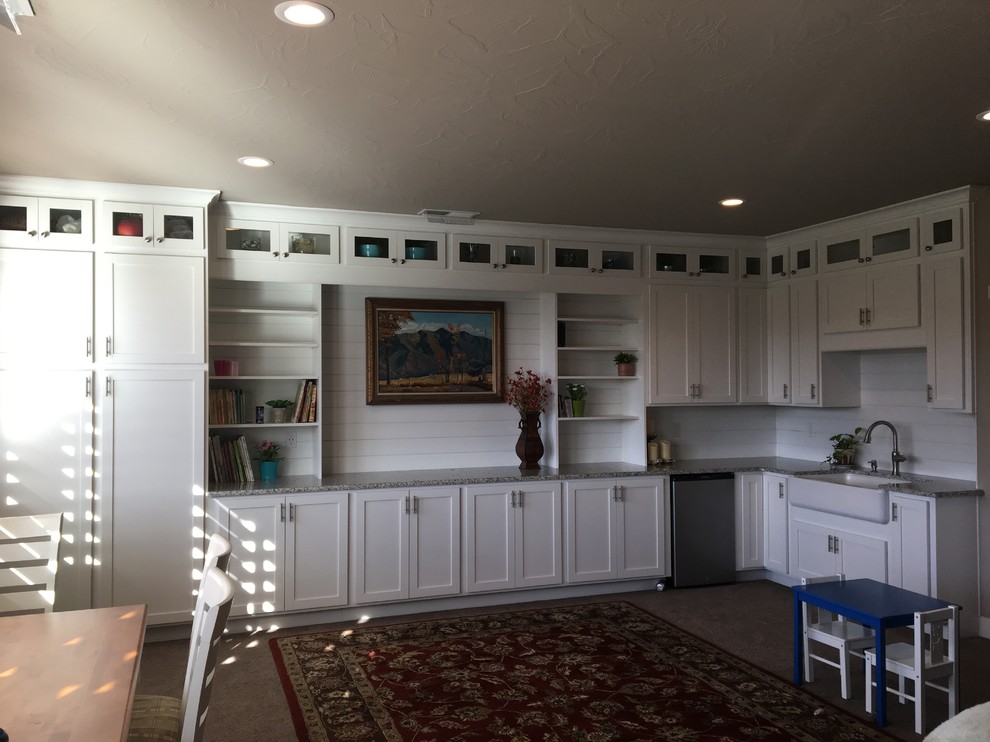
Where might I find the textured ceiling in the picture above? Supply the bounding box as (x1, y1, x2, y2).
(2, 0, 989, 236)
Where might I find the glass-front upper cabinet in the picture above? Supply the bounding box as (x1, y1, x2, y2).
(217, 219, 339, 263)
(920, 206, 964, 254)
(648, 245, 735, 281)
(344, 228, 446, 269)
(452, 234, 544, 274)
(738, 250, 764, 282)
(821, 218, 917, 272)
(104, 202, 205, 251)
(549, 240, 640, 277)
(0, 195, 93, 249)
(767, 241, 816, 282)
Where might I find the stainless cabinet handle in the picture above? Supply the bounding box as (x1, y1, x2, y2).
(615, 485, 623, 502)
(85, 376, 92, 398)
(510, 490, 517, 508)
(517, 491, 524, 508)
(810, 383, 816, 400)
(927, 384, 934, 403)
(833, 537, 839, 554)
(783, 383, 788, 399)
(405, 496, 410, 514)
(696, 384, 701, 398)
(86, 336, 92, 358)
(827, 534, 834, 553)
(865, 308, 871, 324)
(892, 503, 898, 522)
(778, 482, 785, 499)
(106, 336, 112, 357)
(289, 503, 295, 521)
(412, 495, 418, 514)
(280, 503, 286, 522)
(105, 376, 112, 397)
(612, 486, 618, 502)
(859, 308, 866, 325)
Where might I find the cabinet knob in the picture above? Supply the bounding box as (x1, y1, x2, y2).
(925, 245, 933, 252)
(156, 236, 165, 243)
(28, 230, 37, 237)
(271, 251, 279, 257)
(282, 252, 289, 258)
(144, 236, 153, 243)
(390, 257, 398, 263)
(791, 269, 797, 275)
(499, 263, 506, 269)
(858, 258, 865, 263)
(492, 263, 499, 269)
(865, 256, 872, 262)
(41, 231, 50, 238)
(742, 274, 748, 278)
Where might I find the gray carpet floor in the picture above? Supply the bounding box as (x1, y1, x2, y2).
(135, 580, 990, 741)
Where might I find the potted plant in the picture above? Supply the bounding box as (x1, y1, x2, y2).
(613, 352, 638, 377)
(825, 427, 863, 467)
(254, 439, 283, 481)
(266, 399, 294, 424)
(566, 382, 588, 417)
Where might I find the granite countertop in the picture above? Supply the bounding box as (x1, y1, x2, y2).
(207, 457, 982, 499)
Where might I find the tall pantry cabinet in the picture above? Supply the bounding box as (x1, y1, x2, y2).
(0, 176, 218, 624)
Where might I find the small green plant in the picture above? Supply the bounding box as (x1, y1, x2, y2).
(613, 352, 638, 365)
(266, 399, 294, 408)
(825, 427, 863, 466)
(566, 383, 588, 400)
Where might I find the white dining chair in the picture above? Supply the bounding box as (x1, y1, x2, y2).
(865, 606, 959, 735)
(128, 566, 235, 742)
(183, 533, 231, 710)
(0, 512, 64, 616)
(801, 574, 876, 699)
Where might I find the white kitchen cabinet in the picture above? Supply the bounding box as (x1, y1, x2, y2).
(920, 206, 964, 254)
(548, 239, 640, 277)
(769, 279, 859, 407)
(923, 255, 969, 411)
(767, 241, 816, 282)
(209, 490, 348, 617)
(216, 218, 339, 263)
(734, 474, 764, 570)
(650, 284, 736, 404)
(451, 234, 544, 274)
(96, 368, 205, 624)
(343, 227, 446, 269)
(0, 248, 94, 366)
(648, 245, 735, 281)
(99, 253, 205, 364)
(564, 477, 669, 583)
(764, 474, 789, 574)
(351, 487, 460, 604)
(0, 194, 93, 249)
(820, 263, 920, 335)
(820, 217, 917, 272)
(789, 511, 888, 582)
(738, 250, 765, 282)
(103, 201, 205, 251)
(463, 483, 562, 593)
(0, 369, 94, 612)
(737, 286, 767, 404)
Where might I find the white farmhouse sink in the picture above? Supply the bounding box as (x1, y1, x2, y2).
(789, 471, 910, 523)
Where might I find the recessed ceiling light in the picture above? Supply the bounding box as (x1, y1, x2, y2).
(237, 156, 274, 168)
(977, 109, 990, 122)
(720, 198, 745, 207)
(274, 1, 334, 27)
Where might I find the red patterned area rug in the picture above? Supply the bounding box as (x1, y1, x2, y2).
(270, 601, 896, 741)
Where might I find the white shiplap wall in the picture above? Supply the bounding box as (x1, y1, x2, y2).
(321, 284, 549, 474)
(647, 349, 976, 480)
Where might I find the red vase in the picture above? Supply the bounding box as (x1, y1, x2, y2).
(515, 412, 544, 470)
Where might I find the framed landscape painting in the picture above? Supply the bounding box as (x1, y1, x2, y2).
(365, 297, 504, 405)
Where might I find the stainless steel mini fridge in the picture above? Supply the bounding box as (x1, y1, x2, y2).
(670, 472, 736, 587)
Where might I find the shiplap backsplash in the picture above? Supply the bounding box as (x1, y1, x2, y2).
(322, 285, 549, 473)
(648, 348, 976, 480)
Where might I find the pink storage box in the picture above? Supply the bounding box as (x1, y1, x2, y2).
(213, 359, 239, 376)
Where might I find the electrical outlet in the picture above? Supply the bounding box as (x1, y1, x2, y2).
(287, 432, 297, 448)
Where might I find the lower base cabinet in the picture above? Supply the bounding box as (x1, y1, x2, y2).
(789, 510, 888, 582)
(564, 477, 669, 582)
(351, 487, 460, 604)
(764, 474, 789, 574)
(209, 491, 348, 617)
(462, 483, 562, 592)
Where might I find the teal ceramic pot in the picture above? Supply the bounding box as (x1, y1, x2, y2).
(358, 243, 381, 257)
(259, 461, 279, 481)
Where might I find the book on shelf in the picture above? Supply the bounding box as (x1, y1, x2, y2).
(306, 380, 318, 422)
(292, 380, 307, 423)
(208, 434, 255, 483)
(209, 387, 247, 425)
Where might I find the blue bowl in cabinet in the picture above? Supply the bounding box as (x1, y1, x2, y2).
(358, 243, 382, 258)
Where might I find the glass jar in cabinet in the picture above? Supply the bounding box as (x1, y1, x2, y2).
(217, 219, 276, 260)
(103, 202, 205, 251)
(279, 223, 339, 263)
(452, 235, 544, 273)
(0, 195, 93, 248)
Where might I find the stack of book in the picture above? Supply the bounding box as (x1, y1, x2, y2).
(208, 434, 255, 483)
(292, 379, 319, 423)
(209, 388, 247, 425)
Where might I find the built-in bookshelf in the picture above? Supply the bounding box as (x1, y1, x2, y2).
(552, 293, 646, 465)
(208, 280, 322, 482)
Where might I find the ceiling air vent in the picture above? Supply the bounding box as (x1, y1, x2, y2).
(1, 0, 35, 34)
(417, 209, 479, 225)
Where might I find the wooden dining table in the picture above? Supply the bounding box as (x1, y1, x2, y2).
(0, 604, 147, 741)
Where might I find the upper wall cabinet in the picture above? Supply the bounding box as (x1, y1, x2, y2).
(738, 250, 765, 283)
(451, 234, 544, 274)
(344, 227, 446, 269)
(103, 202, 205, 251)
(820, 217, 918, 272)
(0, 195, 93, 249)
(217, 219, 339, 264)
(920, 206, 963, 254)
(767, 241, 816, 282)
(548, 240, 640, 277)
(647, 245, 735, 281)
